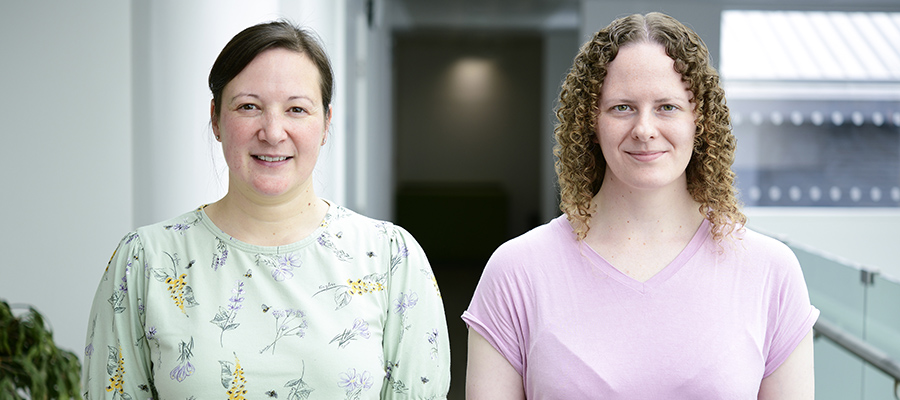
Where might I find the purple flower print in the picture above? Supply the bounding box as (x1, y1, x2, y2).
(256, 253, 302, 281)
(228, 281, 245, 311)
(426, 328, 440, 360)
(211, 281, 245, 346)
(394, 292, 418, 315)
(260, 308, 308, 354)
(338, 368, 373, 399)
(330, 318, 371, 348)
(169, 337, 195, 382)
(211, 238, 228, 271)
(394, 292, 418, 342)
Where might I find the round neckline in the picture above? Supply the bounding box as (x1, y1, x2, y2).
(195, 202, 333, 254)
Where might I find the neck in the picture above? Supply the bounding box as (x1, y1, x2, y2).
(587, 176, 705, 243)
(207, 180, 327, 246)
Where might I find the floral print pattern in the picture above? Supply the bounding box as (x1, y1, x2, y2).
(105, 345, 127, 398)
(330, 318, 371, 348)
(394, 291, 418, 342)
(211, 280, 245, 346)
(256, 253, 302, 282)
(170, 337, 196, 382)
(314, 272, 387, 310)
(148, 252, 199, 314)
(82, 205, 450, 398)
(219, 355, 248, 399)
(337, 368, 373, 400)
(260, 308, 308, 354)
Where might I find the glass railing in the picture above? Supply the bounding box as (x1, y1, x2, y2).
(788, 240, 900, 399)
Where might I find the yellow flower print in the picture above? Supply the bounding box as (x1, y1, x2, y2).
(165, 274, 189, 311)
(314, 272, 387, 310)
(221, 355, 248, 400)
(105, 345, 126, 396)
(149, 252, 199, 314)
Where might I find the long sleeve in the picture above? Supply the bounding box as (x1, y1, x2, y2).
(380, 226, 451, 399)
(82, 232, 156, 400)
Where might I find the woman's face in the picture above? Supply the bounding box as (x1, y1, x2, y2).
(594, 41, 696, 193)
(212, 48, 330, 200)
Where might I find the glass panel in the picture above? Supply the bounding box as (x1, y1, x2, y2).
(862, 364, 898, 400)
(865, 274, 900, 359)
(862, 274, 900, 399)
(792, 246, 867, 336)
(815, 339, 864, 400)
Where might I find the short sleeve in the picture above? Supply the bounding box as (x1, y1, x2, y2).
(461, 241, 530, 376)
(762, 243, 820, 378)
(381, 226, 451, 399)
(82, 232, 156, 399)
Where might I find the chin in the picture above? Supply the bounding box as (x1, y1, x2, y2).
(250, 181, 295, 197)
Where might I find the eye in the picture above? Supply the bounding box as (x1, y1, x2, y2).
(660, 104, 677, 112)
(288, 107, 307, 114)
(613, 105, 631, 112)
(237, 103, 259, 111)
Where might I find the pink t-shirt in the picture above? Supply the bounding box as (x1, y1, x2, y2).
(462, 216, 819, 399)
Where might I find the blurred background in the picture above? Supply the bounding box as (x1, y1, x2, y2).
(1, 0, 898, 398)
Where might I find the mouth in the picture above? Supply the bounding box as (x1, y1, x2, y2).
(254, 155, 290, 162)
(626, 151, 664, 162)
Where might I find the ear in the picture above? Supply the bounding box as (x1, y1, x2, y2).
(210, 99, 221, 141)
(322, 105, 333, 146)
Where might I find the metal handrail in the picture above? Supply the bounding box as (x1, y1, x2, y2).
(813, 317, 900, 399)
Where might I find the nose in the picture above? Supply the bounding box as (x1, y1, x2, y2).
(259, 111, 288, 144)
(632, 111, 657, 141)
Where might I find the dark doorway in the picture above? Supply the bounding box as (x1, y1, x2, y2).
(393, 30, 543, 399)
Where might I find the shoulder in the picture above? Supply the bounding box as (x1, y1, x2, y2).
(492, 215, 571, 259)
(483, 215, 573, 279)
(323, 203, 423, 250)
(731, 226, 798, 265)
(716, 225, 805, 286)
(325, 204, 396, 237)
(133, 208, 207, 240)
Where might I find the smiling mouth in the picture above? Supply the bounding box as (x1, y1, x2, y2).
(626, 151, 664, 161)
(255, 155, 289, 162)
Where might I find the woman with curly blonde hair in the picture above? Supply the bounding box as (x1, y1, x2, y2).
(463, 12, 817, 399)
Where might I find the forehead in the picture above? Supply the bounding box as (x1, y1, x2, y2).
(225, 48, 322, 101)
(601, 42, 690, 100)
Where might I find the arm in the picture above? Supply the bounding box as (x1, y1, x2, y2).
(82, 233, 156, 399)
(757, 329, 815, 400)
(380, 226, 451, 399)
(466, 328, 525, 400)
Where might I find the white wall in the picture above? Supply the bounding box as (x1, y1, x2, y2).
(0, 0, 132, 357)
(0, 0, 385, 364)
(746, 208, 900, 280)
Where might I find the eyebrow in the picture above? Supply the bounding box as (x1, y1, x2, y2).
(602, 96, 690, 104)
(229, 93, 316, 104)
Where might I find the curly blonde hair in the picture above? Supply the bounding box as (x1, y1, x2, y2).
(554, 12, 745, 242)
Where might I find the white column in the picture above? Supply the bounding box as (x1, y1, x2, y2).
(280, 0, 350, 207)
(132, 0, 281, 226)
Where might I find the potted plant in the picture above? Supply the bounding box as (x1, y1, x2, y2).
(0, 300, 81, 399)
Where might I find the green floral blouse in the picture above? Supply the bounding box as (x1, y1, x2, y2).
(82, 204, 450, 399)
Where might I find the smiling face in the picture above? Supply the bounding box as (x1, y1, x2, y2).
(212, 47, 331, 201)
(595, 41, 696, 194)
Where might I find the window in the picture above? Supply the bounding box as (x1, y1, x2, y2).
(720, 10, 900, 207)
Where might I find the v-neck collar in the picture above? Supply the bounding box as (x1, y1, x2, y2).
(557, 216, 710, 294)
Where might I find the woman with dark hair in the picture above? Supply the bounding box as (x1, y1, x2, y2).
(83, 20, 449, 399)
(463, 12, 817, 399)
